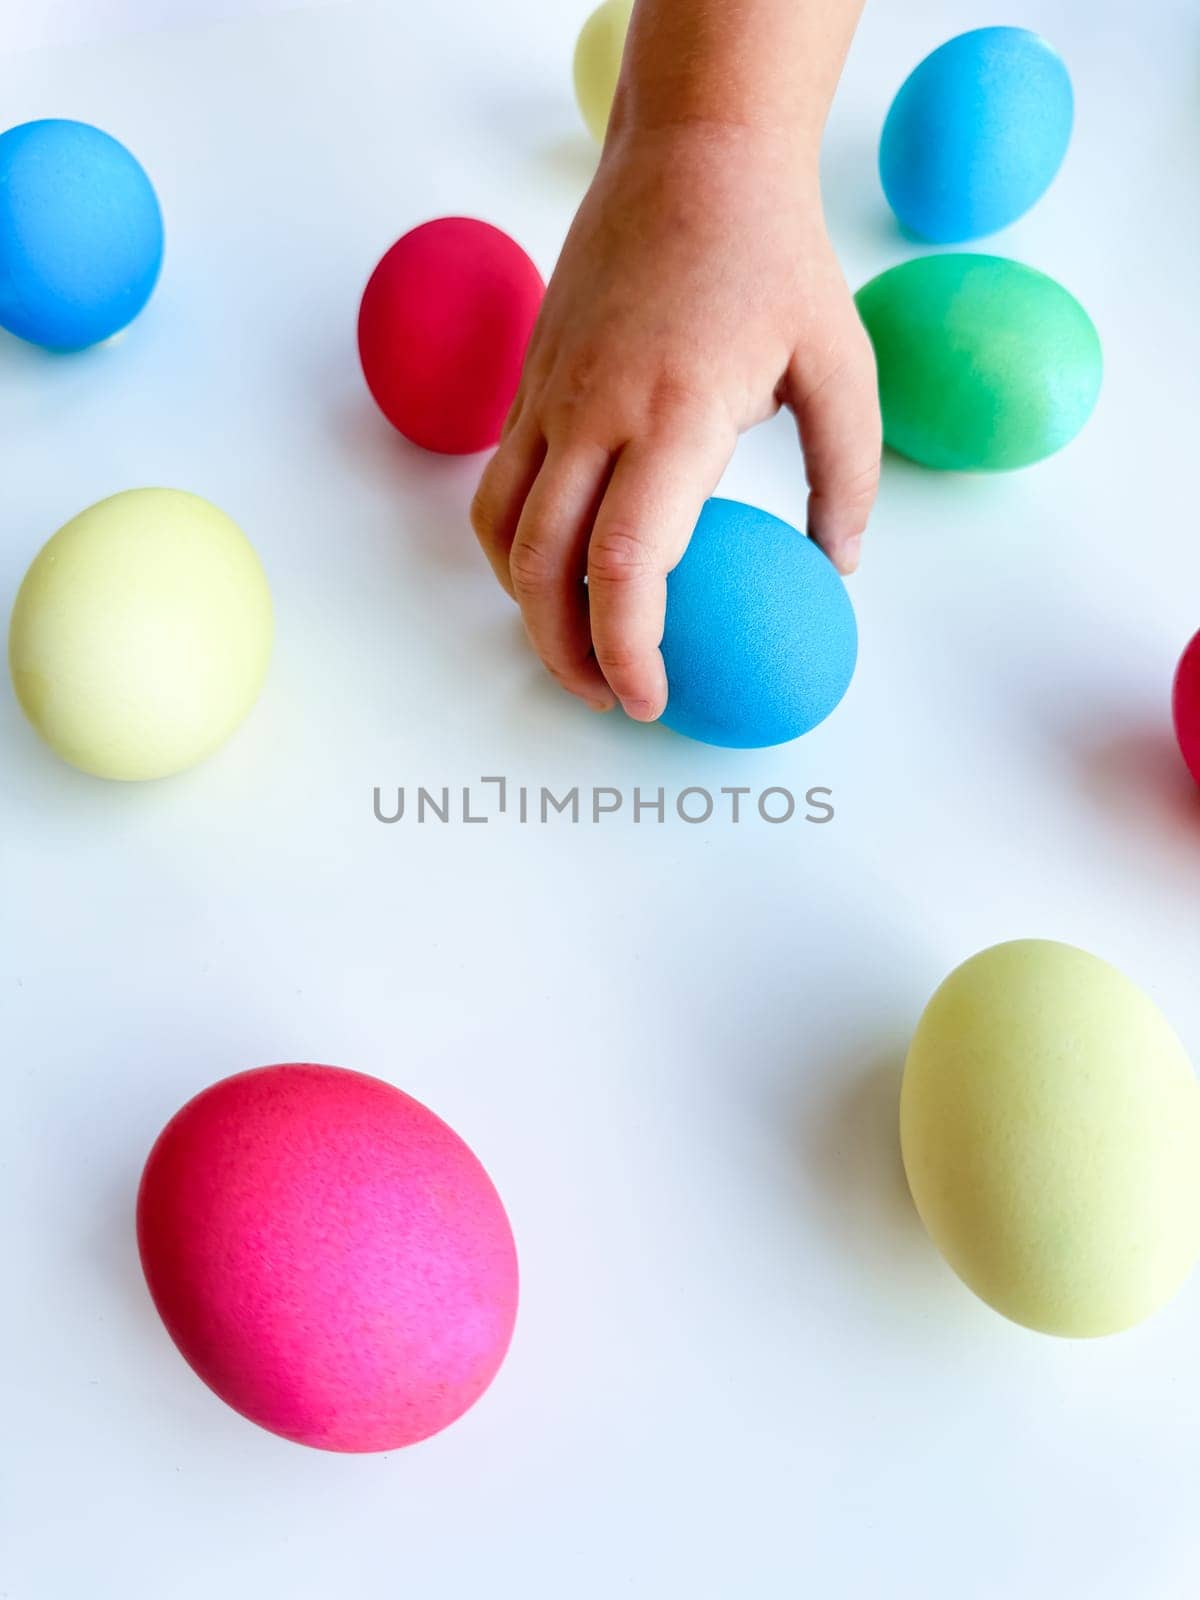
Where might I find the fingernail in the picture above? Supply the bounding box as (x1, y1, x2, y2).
(588, 697, 616, 713)
(622, 698, 658, 722)
(839, 534, 862, 575)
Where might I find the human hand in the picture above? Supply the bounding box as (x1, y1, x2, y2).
(470, 122, 881, 720)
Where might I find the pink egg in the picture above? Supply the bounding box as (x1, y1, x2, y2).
(1173, 630, 1200, 787)
(137, 1063, 518, 1452)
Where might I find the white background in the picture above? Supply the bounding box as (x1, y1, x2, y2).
(2, 1, 1199, 1595)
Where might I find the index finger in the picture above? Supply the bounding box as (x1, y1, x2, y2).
(587, 421, 733, 721)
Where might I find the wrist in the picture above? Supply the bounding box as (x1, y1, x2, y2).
(601, 107, 824, 200)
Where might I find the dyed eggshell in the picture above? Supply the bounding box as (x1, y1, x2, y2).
(574, 0, 634, 143)
(901, 940, 1200, 1337)
(1172, 630, 1200, 787)
(357, 217, 544, 454)
(137, 1064, 519, 1453)
(856, 254, 1101, 471)
(880, 27, 1073, 244)
(8, 488, 272, 781)
(0, 118, 164, 350)
(660, 498, 857, 749)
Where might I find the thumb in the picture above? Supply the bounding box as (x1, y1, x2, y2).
(789, 320, 882, 575)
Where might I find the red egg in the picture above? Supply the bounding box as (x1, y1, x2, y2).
(357, 216, 544, 454)
(137, 1063, 518, 1452)
(1173, 630, 1200, 786)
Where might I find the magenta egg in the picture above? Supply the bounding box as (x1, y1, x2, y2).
(137, 1063, 518, 1452)
(1173, 630, 1200, 788)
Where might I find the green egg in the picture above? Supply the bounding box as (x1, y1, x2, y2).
(855, 254, 1102, 471)
(900, 941, 1200, 1337)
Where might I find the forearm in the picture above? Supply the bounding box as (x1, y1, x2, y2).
(611, 0, 865, 156)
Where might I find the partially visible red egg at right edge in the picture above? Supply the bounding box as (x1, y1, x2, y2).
(1173, 630, 1200, 787)
(357, 216, 544, 454)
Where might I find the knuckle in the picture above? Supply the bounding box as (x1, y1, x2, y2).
(542, 388, 590, 436)
(837, 458, 882, 502)
(509, 534, 559, 595)
(809, 463, 880, 541)
(640, 372, 731, 440)
(540, 651, 594, 696)
(538, 353, 606, 438)
(646, 371, 714, 422)
(593, 638, 642, 676)
(843, 328, 884, 402)
(499, 402, 522, 442)
(589, 526, 656, 585)
(469, 484, 495, 542)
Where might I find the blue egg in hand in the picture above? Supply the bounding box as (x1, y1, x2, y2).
(0, 119, 164, 350)
(879, 27, 1073, 244)
(660, 498, 857, 749)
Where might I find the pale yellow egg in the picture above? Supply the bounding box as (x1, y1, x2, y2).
(900, 940, 1200, 1337)
(9, 488, 272, 781)
(573, 0, 634, 143)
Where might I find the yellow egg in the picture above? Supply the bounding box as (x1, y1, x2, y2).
(900, 940, 1200, 1337)
(8, 488, 272, 781)
(573, 0, 634, 143)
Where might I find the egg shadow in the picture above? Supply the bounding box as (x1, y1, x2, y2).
(819, 130, 902, 259)
(0, 323, 50, 372)
(541, 133, 599, 191)
(472, 84, 596, 193)
(873, 446, 1031, 531)
(330, 390, 489, 581)
(0, 324, 97, 414)
(0, 320, 138, 381)
(88, 1167, 156, 1340)
(1011, 638, 1200, 858)
(1070, 721, 1200, 846)
(795, 1043, 933, 1296)
(877, 444, 996, 485)
(324, 380, 588, 735)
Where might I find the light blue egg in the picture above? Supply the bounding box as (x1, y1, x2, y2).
(660, 498, 857, 750)
(0, 119, 164, 350)
(879, 27, 1073, 244)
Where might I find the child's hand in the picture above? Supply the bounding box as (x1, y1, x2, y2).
(471, 2, 878, 721)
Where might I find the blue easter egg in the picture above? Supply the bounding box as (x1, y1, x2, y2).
(0, 119, 164, 350)
(879, 27, 1073, 244)
(660, 498, 857, 749)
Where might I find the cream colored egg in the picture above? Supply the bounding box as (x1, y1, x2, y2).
(573, 0, 634, 143)
(900, 940, 1200, 1337)
(8, 488, 272, 781)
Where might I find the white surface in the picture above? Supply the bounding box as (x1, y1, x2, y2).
(2, 2, 1199, 1595)
(0, 0, 345, 58)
